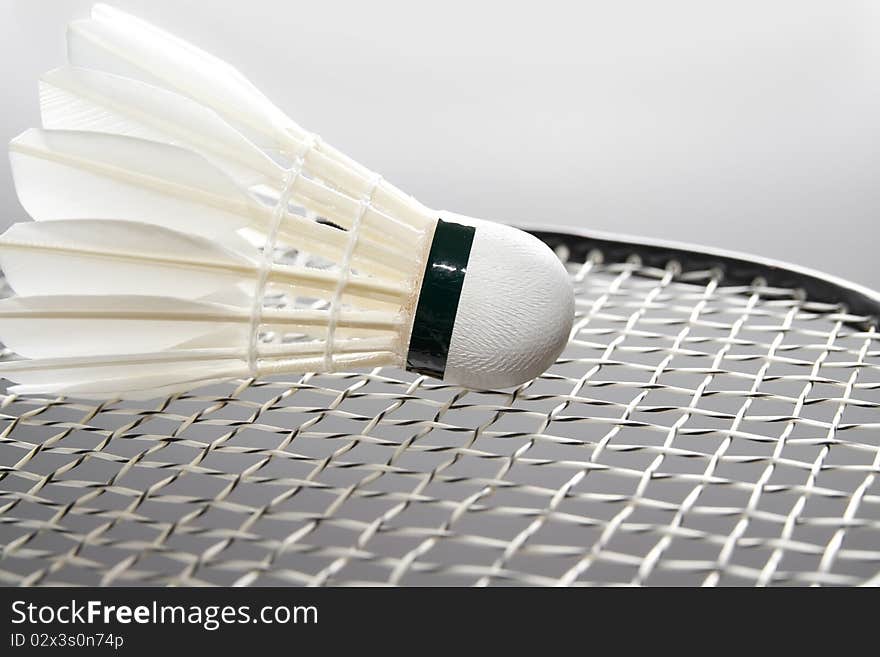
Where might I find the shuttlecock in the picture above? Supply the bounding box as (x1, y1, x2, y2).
(0, 4, 574, 399)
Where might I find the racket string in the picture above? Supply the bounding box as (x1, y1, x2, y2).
(0, 250, 878, 586)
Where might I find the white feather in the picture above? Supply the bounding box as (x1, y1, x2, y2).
(0, 344, 397, 399)
(0, 294, 401, 360)
(67, 4, 432, 239)
(10, 128, 252, 238)
(69, 4, 294, 154)
(0, 218, 410, 306)
(0, 296, 252, 358)
(0, 219, 257, 299)
(40, 66, 277, 189)
(10, 128, 411, 271)
(38, 66, 418, 260)
(2, 353, 248, 399)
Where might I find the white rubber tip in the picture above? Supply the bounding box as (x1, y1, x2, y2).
(442, 213, 575, 389)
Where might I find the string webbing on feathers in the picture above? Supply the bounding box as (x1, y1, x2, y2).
(247, 135, 320, 377)
(323, 174, 383, 372)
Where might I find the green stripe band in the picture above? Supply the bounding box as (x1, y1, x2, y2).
(406, 219, 476, 379)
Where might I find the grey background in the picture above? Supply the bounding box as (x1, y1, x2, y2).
(2, 0, 879, 287)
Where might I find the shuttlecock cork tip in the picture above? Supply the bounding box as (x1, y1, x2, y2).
(406, 214, 575, 389)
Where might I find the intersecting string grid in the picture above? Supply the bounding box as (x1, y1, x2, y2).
(0, 236, 878, 586)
